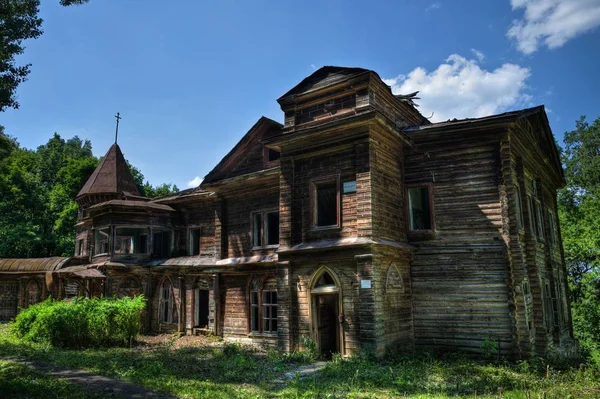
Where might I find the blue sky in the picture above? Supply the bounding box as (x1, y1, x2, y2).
(2, 0, 600, 189)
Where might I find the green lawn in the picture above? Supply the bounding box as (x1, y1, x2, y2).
(0, 323, 599, 398)
(0, 359, 101, 398)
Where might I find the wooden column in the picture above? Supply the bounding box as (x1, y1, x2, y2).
(213, 273, 221, 336)
(277, 261, 293, 353)
(279, 157, 294, 249)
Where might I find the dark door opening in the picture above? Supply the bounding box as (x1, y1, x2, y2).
(316, 294, 339, 358)
(195, 289, 209, 328)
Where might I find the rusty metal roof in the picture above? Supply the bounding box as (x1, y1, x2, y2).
(0, 257, 72, 272)
(76, 143, 142, 198)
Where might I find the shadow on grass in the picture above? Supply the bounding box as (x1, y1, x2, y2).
(2, 324, 599, 399)
(279, 352, 600, 399)
(0, 325, 306, 399)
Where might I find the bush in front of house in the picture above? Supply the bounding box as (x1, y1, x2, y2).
(11, 296, 145, 348)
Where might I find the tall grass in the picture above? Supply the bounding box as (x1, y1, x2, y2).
(11, 296, 145, 348)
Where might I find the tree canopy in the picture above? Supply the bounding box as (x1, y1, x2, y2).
(0, 0, 88, 111)
(558, 115, 600, 353)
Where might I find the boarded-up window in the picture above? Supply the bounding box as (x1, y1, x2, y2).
(64, 280, 80, 299)
(547, 211, 556, 246)
(534, 200, 544, 240)
(408, 187, 432, 231)
(515, 186, 524, 230)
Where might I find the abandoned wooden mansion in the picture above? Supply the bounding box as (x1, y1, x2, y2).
(0, 67, 572, 358)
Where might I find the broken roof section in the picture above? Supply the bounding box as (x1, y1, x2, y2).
(76, 143, 142, 199)
(278, 66, 371, 101)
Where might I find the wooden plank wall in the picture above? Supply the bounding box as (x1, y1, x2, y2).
(405, 129, 514, 355)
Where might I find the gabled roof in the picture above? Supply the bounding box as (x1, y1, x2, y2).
(203, 116, 283, 184)
(278, 66, 371, 102)
(77, 143, 142, 198)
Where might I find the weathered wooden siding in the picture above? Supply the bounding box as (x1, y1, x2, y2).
(405, 130, 514, 355)
(291, 145, 360, 245)
(224, 185, 279, 258)
(369, 128, 407, 243)
(506, 120, 571, 355)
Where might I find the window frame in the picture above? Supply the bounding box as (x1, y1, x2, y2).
(263, 146, 281, 168)
(406, 183, 435, 236)
(251, 209, 280, 249)
(93, 226, 111, 256)
(189, 227, 202, 256)
(547, 210, 557, 247)
(310, 175, 341, 231)
(159, 278, 178, 325)
(248, 276, 278, 336)
(515, 186, 524, 232)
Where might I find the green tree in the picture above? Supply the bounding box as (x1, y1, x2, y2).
(559, 116, 600, 289)
(1, 0, 88, 111)
(559, 115, 600, 352)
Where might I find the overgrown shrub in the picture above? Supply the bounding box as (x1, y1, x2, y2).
(11, 296, 145, 348)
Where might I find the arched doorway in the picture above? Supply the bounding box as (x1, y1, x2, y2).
(309, 267, 343, 358)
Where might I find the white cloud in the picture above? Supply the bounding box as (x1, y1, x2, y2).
(187, 176, 203, 188)
(310, 64, 316, 70)
(507, 0, 600, 54)
(425, 3, 441, 12)
(384, 54, 531, 122)
(470, 48, 485, 62)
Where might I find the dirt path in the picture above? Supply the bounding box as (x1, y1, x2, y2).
(5, 358, 174, 398)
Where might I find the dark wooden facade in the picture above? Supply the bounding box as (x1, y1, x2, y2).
(0, 66, 571, 358)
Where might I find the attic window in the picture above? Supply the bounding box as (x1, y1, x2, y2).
(263, 147, 280, 166)
(267, 149, 280, 162)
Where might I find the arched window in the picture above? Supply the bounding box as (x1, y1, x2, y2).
(310, 268, 339, 294)
(25, 280, 40, 308)
(119, 277, 142, 298)
(249, 276, 277, 334)
(159, 278, 178, 324)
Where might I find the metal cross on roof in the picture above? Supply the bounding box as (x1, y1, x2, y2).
(114, 112, 121, 143)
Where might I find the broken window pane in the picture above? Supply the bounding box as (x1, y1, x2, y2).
(408, 187, 432, 230)
(115, 227, 149, 254)
(94, 227, 110, 255)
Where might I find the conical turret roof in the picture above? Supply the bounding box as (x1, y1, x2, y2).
(76, 143, 141, 198)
